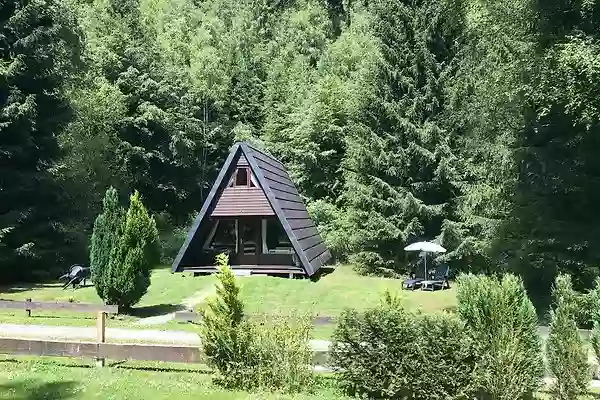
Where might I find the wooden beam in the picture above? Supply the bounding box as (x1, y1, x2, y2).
(0, 338, 203, 364)
(96, 311, 106, 367)
(0, 300, 118, 314)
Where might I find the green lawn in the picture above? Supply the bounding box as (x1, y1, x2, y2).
(0, 265, 456, 339)
(0, 268, 214, 328)
(0, 357, 346, 400)
(233, 266, 456, 338)
(1, 357, 599, 400)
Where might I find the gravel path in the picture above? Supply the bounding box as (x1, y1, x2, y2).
(0, 323, 332, 351)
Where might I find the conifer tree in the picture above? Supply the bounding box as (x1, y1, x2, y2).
(103, 191, 160, 309)
(0, 0, 83, 280)
(343, 0, 466, 274)
(89, 187, 124, 300)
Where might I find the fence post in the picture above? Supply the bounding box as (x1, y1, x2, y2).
(95, 311, 106, 367)
(25, 298, 31, 317)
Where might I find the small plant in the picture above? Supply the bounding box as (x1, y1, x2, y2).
(199, 253, 255, 389)
(200, 254, 314, 393)
(331, 295, 477, 399)
(103, 191, 160, 309)
(456, 273, 543, 400)
(251, 314, 314, 392)
(547, 274, 590, 399)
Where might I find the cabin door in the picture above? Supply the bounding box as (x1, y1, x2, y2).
(235, 218, 260, 265)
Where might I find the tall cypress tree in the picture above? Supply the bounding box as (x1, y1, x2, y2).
(343, 0, 466, 275)
(89, 187, 124, 300)
(0, 0, 83, 281)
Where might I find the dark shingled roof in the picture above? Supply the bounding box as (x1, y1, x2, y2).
(171, 142, 331, 276)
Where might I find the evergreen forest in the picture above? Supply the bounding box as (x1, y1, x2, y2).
(3, 0, 600, 304)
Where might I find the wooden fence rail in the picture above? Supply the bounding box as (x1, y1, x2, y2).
(0, 338, 331, 367)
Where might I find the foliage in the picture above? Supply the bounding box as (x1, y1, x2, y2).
(547, 275, 590, 399)
(199, 254, 255, 389)
(89, 187, 124, 300)
(0, 0, 84, 281)
(342, 0, 468, 276)
(250, 315, 315, 393)
(331, 293, 478, 400)
(200, 254, 313, 393)
(5, 0, 600, 298)
(455, 273, 543, 399)
(103, 191, 160, 309)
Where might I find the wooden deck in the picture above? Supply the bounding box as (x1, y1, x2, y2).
(182, 264, 305, 278)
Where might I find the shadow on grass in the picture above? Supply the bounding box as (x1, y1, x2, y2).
(112, 363, 212, 374)
(128, 303, 185, 318)
(0, 283, 63, 295)
(0, 380, 78, 400)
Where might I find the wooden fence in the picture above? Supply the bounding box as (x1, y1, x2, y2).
(0, 300, 331, 367)
(0, 299, 118, 366)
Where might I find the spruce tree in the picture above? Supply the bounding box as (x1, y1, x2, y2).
(0, 0, 83, 280)
(103, 191, 160, 309)
(343, 0, 466, 274)
(89, 187, 124, 301)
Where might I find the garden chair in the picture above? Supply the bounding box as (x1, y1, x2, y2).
(421, 265, 450, 291)
(402, 263, 428, 290)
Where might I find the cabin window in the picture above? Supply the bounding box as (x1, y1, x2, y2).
(262, 218, 293, 254)
(235, 168, 248, 186)
(228, 167, 258, 188)
(203, 219, 237, 253)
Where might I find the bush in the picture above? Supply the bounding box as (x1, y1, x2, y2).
(456, 273, 543, 400)
(547, 275, 590, 399)
(89, 187, 124, 300)
(200, 254, 313, 393)
(331, 291, 478, 400)
(251, 314, 314, 392)
(103, 191, 160, 309)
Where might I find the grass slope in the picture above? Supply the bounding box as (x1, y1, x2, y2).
(233, 266, 456, 338)
(0, 268, 214, 328)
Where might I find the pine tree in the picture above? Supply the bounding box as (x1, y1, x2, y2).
(343, 0, 466, 274)
(200, 253, 255, 387)
(89, 187, 124, 301)
(103, 191, 160, 309)
(547, 275, 590, 399)
(0, 0, 83, 281)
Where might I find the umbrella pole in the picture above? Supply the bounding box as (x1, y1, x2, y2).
(425, 254, 427, 279)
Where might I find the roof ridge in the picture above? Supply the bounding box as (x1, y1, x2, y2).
(242, 142, 283, 164)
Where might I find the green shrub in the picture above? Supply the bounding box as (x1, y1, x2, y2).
(103, 191, 160, 309)
(456, 273, 543, 400)
(200, 253, 254, 389)
(331, 292, 478, 400)
(251, 314, 314, 393)
(89, 187, 124, 301)
(547, 274, 590, 399)
(200, 255, 313, 393)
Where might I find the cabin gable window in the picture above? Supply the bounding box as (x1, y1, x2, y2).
(228, 167, 258, 188)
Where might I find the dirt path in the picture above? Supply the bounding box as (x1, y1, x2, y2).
(135, 285, 218, 326)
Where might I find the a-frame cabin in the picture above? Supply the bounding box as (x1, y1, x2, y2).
(171, 142, 331, 278)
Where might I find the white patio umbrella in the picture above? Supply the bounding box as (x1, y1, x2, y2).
(403, 241, 446, 278)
